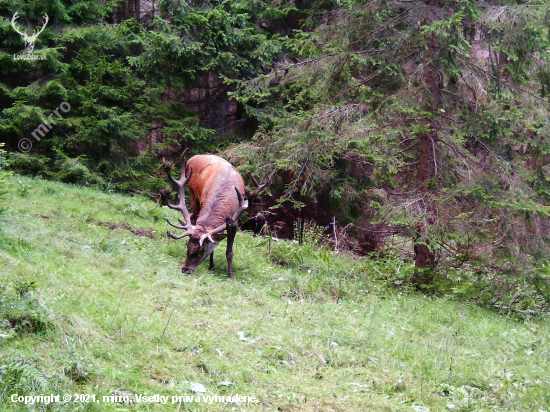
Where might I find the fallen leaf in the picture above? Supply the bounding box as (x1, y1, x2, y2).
(189, 382, 206, 394)
(237, 331, 262, 343)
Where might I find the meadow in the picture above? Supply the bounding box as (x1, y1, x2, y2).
(0, 176, 549, 411)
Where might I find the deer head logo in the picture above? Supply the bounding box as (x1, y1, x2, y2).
(11, 11, 49, 54)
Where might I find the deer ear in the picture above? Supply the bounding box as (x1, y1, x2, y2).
(212, 234, 227, 241)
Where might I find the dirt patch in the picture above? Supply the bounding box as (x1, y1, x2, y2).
(97, 222, 156, 239)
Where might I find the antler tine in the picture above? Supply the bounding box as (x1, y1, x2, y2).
(166, 219, 187, 230)
(232, 187, 249, 220)
(169, 151, 192, 187)
(199, 233, 218, 247)
(167, 149, 194, 231)
(167, 230, 193, 240)
(250, 173, 262, 188)
(167, 172, 193, 227)
(248, 173, 268, 200)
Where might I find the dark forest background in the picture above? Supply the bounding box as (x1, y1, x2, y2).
(1, 0, 550, 311)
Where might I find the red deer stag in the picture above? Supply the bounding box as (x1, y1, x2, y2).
(164, 152, 265, 278)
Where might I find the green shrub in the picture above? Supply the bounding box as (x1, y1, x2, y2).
(6, 152, 49, 176)
(0, 280, 53, 337)
(55, 157, 104, 186)
(0, 144, 12, 215)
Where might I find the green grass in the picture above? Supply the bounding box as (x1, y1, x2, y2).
(0, 175, 549, 411)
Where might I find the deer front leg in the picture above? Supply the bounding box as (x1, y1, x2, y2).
(209, 252, 215, 270)
(188, 188, 200, 225)
(225, 219, 238, 279)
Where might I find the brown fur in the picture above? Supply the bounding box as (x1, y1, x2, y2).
(185, 155, 246, 231)
(166, 154, 247, 277)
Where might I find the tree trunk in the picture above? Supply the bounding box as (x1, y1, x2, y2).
(119, 0, 139, 20)
(418, 129, 437, 182)
(411, 223, 435, 286)
(418, 22, 441, 184)
(135, 0, 140, 20)
(412, 12, 440, 285)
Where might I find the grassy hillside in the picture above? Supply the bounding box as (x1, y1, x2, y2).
(0, 176, 549, 411)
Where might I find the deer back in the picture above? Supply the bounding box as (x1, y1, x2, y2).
(186, 155, 246, 230)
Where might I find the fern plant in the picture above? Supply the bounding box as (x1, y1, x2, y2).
(0, 355, 54, 409)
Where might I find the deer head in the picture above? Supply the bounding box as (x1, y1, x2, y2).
(11, 11, 49, 54)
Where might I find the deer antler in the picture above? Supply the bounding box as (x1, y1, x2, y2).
(11, 11, 28, 38)
(232, 186, 249, 220)
(29, 14, 48, 41)
(166, 150, 195, 240)
(248, 173, 268, 200)
(199, 187, 249, 246)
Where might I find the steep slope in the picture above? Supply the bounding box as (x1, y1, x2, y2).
(0, 176, 549, 411)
